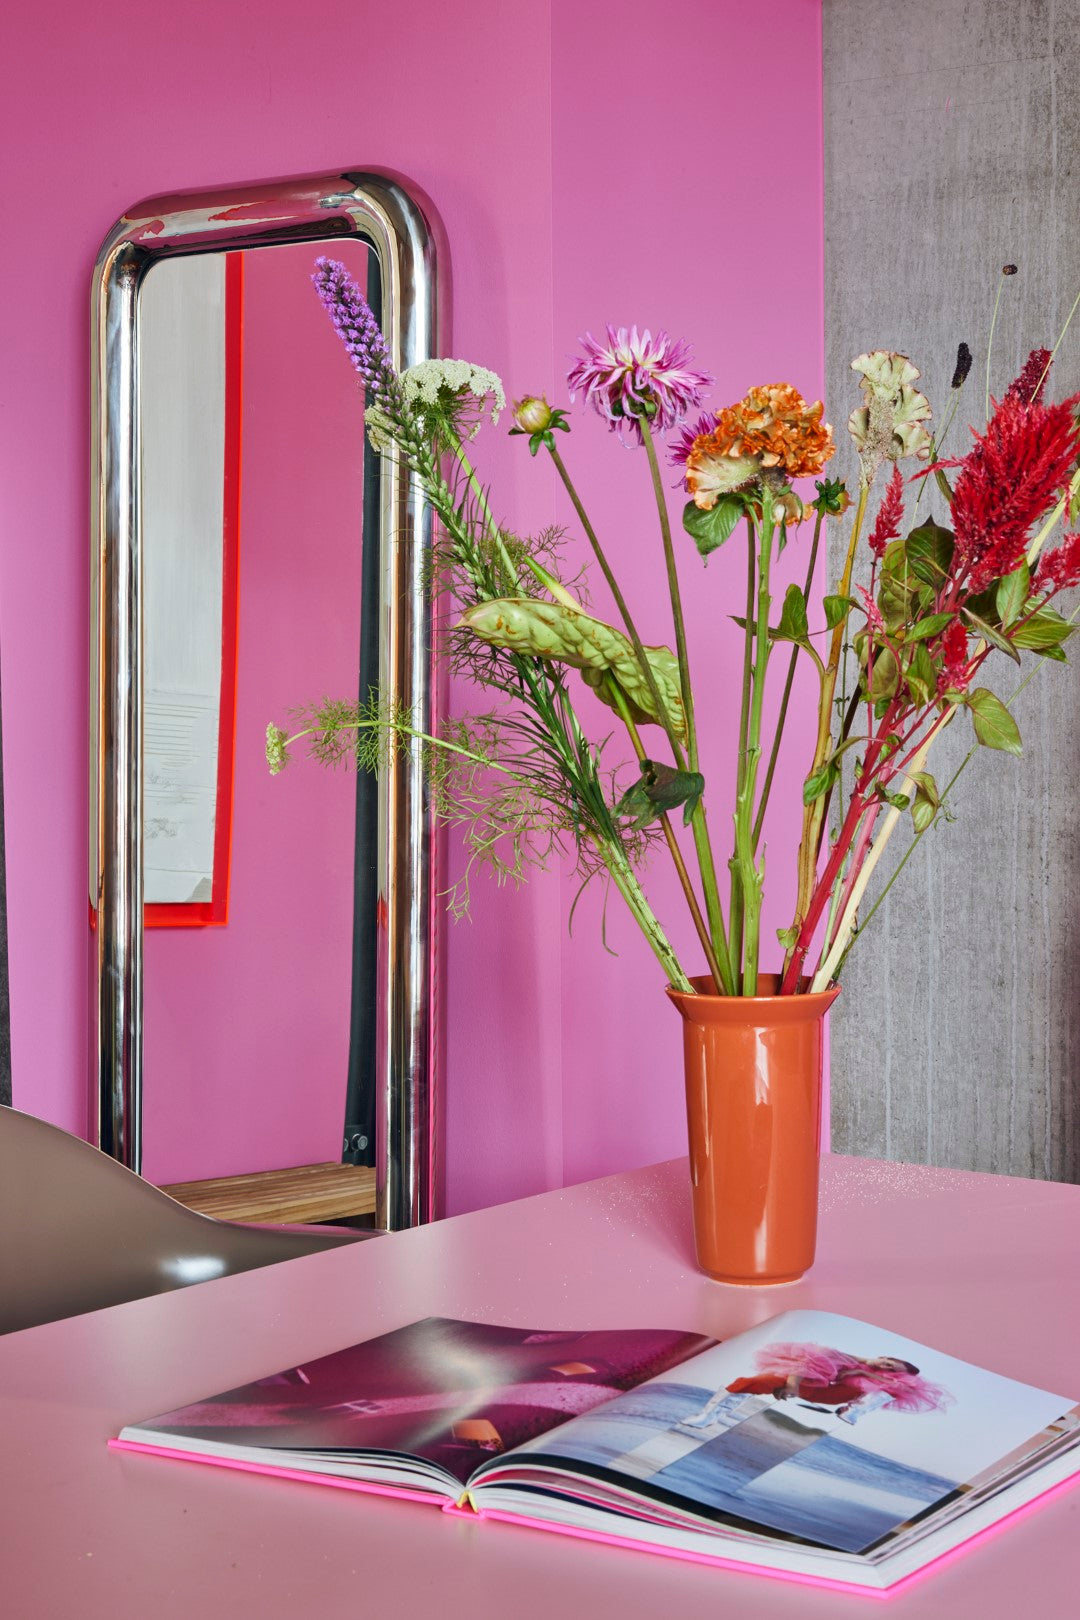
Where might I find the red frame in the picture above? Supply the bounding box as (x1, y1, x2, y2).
(145, 250, 243, 928)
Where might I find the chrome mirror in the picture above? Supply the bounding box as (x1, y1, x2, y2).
(90, 171, 445, 1229)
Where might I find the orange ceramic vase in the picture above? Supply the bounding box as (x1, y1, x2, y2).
(666, 974, 840, 1286)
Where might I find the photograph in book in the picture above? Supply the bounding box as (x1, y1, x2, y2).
(492, 1310, 1076, 1554)
(125, 1318, 713, 1485)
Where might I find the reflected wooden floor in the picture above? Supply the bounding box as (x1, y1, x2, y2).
(161, 1162, 376, 1225)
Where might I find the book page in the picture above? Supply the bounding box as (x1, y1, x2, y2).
(482, 1309, 1077, 1554)
(121, 1318, 712, 1488)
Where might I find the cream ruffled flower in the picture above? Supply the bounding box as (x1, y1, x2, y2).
(847, 350, 933, 479)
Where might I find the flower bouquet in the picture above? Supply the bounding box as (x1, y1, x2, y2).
(269, 258, 1080, 1281)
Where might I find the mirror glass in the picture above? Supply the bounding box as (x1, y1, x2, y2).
(137, 239, 375, 1195)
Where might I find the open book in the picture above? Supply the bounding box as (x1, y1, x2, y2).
(112, 1310, 1080, 1594)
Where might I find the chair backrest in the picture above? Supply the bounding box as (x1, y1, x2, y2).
(0, 1106, 371, 1335)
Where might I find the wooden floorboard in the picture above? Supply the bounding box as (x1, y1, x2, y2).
(161, 1162, 376, 1225)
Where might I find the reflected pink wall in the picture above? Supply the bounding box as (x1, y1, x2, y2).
(141, 242, 367, 1185)
(0, 0, 823, 1212)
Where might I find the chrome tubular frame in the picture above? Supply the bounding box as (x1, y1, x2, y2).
(90, 171, 445, 1229)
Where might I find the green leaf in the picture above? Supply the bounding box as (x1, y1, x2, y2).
(683, 494, 746, 559)
(961, 606, 1021, 664)
(906, 519, 955, 587)
(910, 769, 941, 808)
(967, 687, 1022, 755)
(616, 761, 706, 830)
(905, 641, 937, 706)
(823, 594, 856, 629)
(911, 795, 936, 833)
(996, 561, 1030, 628)
(906, 612, 955, 642)
(1011, 604, 1074, 653)
(879, 787, 911, 810)
(774, 583, 810, 645)
(869, 645, 900, 701)
(802, 758, 839, 806)
(909, 770, 941, 835)
(776, 924, 799, 949)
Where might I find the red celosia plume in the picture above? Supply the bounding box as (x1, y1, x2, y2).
(1034, 532, 1080, 593)
(938, 619, 972, 693)
(868, 464, 904, 559)
(1005, 348, 1053, 407)
(950, 391, 1080, 593)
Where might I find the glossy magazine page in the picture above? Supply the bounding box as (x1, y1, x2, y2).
(116, 1317, 714, 1495)
(470, 1308, 1080, 1582)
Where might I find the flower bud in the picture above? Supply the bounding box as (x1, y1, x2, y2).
(513, 395, 554, 434)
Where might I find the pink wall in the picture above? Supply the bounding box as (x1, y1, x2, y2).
(0, 0, 823, 1214)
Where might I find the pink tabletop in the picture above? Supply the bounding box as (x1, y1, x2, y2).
(2, 1154, 1079, 1617)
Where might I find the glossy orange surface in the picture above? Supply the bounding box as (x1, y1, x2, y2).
(666, 975, 840, 1285)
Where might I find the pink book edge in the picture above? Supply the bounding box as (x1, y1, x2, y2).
(109, 1435, 1080, 1598)
(479, 1465, 1080, 1600)
(108, 1437, 452, 1509)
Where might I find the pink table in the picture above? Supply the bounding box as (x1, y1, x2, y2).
(2, 1155, 1079, 1616)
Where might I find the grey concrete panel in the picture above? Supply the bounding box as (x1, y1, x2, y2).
(823, 0, 1080, 1179)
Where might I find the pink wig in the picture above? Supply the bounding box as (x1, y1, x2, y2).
(753, 1342, 953, 1415)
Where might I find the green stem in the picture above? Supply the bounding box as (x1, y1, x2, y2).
(604, 675, 723, 993)
(281, 718, 517, 777)
(548, 442, 686, 768)
(549, 436, 733, 992)
(729, 515, 758, 988)
(641, 425, 733, 991)
(600, 844, 693, 992)
(753, 508, 823, 850)
(985, 269, 1011, 421)
(740, 490, 777, 993)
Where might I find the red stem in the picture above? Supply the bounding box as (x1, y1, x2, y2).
(822, 801, 881, 960)
(780, 782, 874, 993)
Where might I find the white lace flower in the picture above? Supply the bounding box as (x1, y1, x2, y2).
(365, 404, 395, 455)
(402, 359, 506, 438)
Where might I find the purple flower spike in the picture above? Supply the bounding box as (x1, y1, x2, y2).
(566, 325, 712, 444)
(312, 257, 395, 399)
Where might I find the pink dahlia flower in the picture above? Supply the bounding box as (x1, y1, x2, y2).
(668, 410, 718, 471)
(567, 325, 712, 444)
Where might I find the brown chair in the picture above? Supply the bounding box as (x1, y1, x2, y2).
(0, 1106, 376, 1335)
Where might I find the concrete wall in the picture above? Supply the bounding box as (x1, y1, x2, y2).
(823, 0, 1080, 1178)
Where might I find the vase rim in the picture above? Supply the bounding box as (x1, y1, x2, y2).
(666, 972, 840, 1019)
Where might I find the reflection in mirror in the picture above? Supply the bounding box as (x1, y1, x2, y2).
(139, 241, 373, 1200)
(90, 172, 443, 1230)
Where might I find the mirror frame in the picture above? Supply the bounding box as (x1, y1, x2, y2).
(90, 169, 446, 1229)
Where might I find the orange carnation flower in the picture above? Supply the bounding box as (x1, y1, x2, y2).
(685, 383, 835, 510)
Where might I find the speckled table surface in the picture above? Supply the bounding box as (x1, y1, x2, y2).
(2, 1154, 1078, 1617)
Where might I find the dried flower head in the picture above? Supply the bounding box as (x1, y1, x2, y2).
(1005, 348, 1053, 408)
(847, 350, 934, 479)
(684, 384, 834, 511)
(951, 343, 973, 390)
(567, 325, 712, 443)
